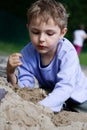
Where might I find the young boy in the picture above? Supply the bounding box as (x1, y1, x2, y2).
(7, 0, 87, 112)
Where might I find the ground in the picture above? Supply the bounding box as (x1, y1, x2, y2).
(0, 56, 87, 130)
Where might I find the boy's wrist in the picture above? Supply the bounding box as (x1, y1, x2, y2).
(7, 67, 15, 75)
(7, 73, 18, 85)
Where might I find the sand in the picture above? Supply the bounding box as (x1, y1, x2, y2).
(0, 56, 87, 130)
(0, 76, 87, 130)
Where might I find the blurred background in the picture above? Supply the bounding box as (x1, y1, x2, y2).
(0, 0, 87, 65)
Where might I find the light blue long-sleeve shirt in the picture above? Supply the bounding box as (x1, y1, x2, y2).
(18, 38, 87, 112)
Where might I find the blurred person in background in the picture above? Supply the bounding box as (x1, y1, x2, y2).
(73, 24, 87, 55)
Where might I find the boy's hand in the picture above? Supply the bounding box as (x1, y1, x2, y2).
(7, 53, 22, 75)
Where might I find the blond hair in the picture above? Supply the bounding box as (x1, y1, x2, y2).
(27, 0, 69, 29)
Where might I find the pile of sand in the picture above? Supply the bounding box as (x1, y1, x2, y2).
(0, 77, 87, 130)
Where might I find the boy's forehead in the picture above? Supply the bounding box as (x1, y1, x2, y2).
(31, 17, 42, 25)
(30, 16, 56, 26)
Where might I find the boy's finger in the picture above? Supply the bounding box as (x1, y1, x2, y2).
(10, 53, 22, 58)
(14, 53, 22, 57)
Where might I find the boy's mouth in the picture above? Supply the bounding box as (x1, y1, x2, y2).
(38, 45, 46, 50)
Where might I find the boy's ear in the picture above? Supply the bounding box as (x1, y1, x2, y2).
(61, 28, 67, 36)
(60, 28, 67, 40)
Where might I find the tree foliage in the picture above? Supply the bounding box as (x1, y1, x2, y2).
(0, 0, 87, 42)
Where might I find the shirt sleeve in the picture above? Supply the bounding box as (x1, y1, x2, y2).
(39, 50, 79, 112)
(17, 54, 35, 88)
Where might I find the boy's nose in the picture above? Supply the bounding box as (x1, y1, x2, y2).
(39, 33, 45, 42)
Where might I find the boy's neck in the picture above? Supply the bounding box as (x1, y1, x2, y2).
(40, 52, 55, 66)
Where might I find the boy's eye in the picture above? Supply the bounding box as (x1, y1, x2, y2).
(47, 33, 54, 36)
(31, 31, 40, 35)
(46, 31, 55, 36)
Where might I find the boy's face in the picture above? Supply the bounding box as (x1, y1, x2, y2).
(27, 17, 67, 56)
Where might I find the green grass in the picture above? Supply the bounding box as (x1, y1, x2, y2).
(0, 41, 27, 56)
(79, 52, 87, 66)
(78, 45, 87, 66)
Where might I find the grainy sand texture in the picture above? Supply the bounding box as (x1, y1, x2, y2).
(0, 56, 87, 130)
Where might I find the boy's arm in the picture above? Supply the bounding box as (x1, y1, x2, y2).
(7, 73, 18, 86)
(39, 50, 78, 112)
